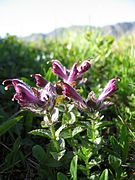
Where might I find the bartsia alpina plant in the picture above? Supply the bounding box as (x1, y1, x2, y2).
(2, 59, 119, 124)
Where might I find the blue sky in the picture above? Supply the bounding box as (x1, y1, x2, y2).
(0, 0, 135, 37)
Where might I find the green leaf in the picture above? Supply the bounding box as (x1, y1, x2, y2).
(55, 125, 67, 139)
(120, 125, 129, 162)
(60, 128, 72, 139)
(100, 169, 108, 180)
(51, 107, 59, 123)
(0, 116, 23, 136)
(72, 126, 84, 137)
(78, 146, 92, 162)
(70, 155, 78, 180)
(69, 112, 76, 124)
(32, 145, 46, 162)
(120, 125, 128, 146)
(45, 67, 56, 81)
(58, 138, 65, 151)
(12, 137, 21, 151)
(50, 150, 66, 161)
(110, 136, 121, 155)
(29, 129, 51, 139)
(108, 155, 121, 170)
(57, 172, 69, 180)
(24, 111, 33, 132)
(5, 138, 24, 169)
(95, 121, 113, 129)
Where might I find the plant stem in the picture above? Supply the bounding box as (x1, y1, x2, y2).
(85, 159, 90, 178)
(50, 125, 59, 152)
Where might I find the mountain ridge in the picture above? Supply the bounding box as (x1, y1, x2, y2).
(23, 21, 135, 41)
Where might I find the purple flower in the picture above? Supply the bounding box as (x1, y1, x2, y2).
(12, 83, 43, 107)
(84, 77, 119, 111)
(77, 60, 91, 78)
(67, 63, 78, 84)
(3, 79, 43, 107)
(52, 59, 91, 84)
(62, 82, 85, 104)
(31, 74, 48, 88)
(98, 78, 119, 102)
(58, 77, 118, 112)
(52, 60, 68, 81)
(2, 78, 56, 113)
(2, 79, 30, 91)
(40, 82, 56, 102)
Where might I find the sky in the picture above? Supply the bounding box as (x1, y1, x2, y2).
(0, 0, 135, 37)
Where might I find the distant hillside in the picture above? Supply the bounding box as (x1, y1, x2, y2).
(23, 22, 135, 42)
(102, 22, 135, 36)
(22, 33, 46, 42)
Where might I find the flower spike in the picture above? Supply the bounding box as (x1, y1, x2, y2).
(12, 83, 43, 107)
(2, 78, 57, 114)
(51, 59, 91, 84)
(98, 77, 119, 102)
(77, 60, 91, 77)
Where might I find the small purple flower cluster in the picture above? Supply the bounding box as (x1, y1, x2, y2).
(62, 78, 119, 111)
(2, 59, 119, 114)
(52, 59, 91, 84)
(52, 59, 119, 111)
(2, 75, 56, 114)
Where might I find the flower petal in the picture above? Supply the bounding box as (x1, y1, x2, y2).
(67, 63, 78, 84)
(40, 82, 56, 102)
(62, 82, 85, 104)
(13, 83, 43, 107)
(52, 60, 68, 80)
(98, 77, 119, 101)
(31, 74, 48, 88)
(2, 79, 27, 90)
(77, 60, 91, 77)
(12, 79, 32, 92)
